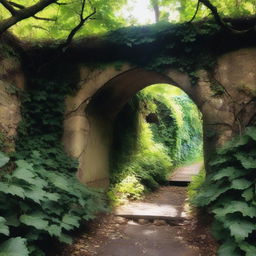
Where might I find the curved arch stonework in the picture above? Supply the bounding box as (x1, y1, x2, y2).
(63, 48, 256, 187)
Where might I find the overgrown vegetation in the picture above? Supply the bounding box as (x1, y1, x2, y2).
(1, 2, 255, 254)
(0, 62, 107, 255)
(108, 84, 203, 204)
(108, 95, 172, 205)
(0, 152, 105, 255)
(187, 165, 206, 202)
(142, 85, 203, 165)
(194, 127, 256, 256)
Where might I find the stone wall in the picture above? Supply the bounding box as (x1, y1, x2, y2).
(0, 50, 25, 152)
(63, 64, 131, 187)
(195, 48, 256, 158)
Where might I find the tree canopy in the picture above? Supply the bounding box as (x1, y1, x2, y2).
(0, 0, 256, 39)
(0, 0, 127, 39)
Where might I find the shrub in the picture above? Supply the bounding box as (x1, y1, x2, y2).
(194, 127, 256, 256)
(107, 174, 145, 205)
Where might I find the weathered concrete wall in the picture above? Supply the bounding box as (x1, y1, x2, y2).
(63, 48, 256, 187)
(63, 64, 131, 187)
(195, 48, 256, 158)
(0, 53, 25, 152)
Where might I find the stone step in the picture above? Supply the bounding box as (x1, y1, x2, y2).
(115, 201, 188, 224)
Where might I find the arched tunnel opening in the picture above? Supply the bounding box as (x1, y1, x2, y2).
(83, 68, 204, 199)
(108, 83, 203, 202)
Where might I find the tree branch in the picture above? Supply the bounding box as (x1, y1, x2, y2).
(199, 0, 253, 33)
(0, 0, 18, 15)
(8, 1, 57, 21)
(188, 0, 200, 23)
(37, 0, 96, 73)
(54, 2, 68, 6)
(59, 0, 96, 51)
(0, 0, 58, 34)
(8, 1, 24, 9)
(33, 16, 57, 21)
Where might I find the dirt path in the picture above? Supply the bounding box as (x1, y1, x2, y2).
(58, 186, 217, 256)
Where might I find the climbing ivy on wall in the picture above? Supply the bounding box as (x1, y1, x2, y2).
(142, 84, 203, 165)
(105, 21, 222, 79)
(194, 127, 256, 256)
(0, 56, 107, 255)
(15, 77, 78, 173)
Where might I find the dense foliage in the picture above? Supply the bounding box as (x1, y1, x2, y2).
(194, 127, 256, 256)
(143, 85, 203, 164)
(108, 95, 171, 204)
(1, 0, 256, 39)
(187, 165, 206, 202)
(0, 0, 127, 39)
(0, 57, 106, 255)
(147, 0, 256, 22)
(0, 152, 105, 255)
(108, 84, 203, 204)
(1, 1, 255, 253)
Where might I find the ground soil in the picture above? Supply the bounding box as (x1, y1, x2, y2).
(55, 186, 218, 256)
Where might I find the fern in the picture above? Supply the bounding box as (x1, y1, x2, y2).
(194, 126, 256, 256)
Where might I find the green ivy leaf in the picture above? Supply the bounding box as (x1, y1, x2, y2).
(23, 186, 47, 204)
(212, 201, 256, 219)
(245, 127, 256, 142)
(218, 239, 240, 256)
(20, 212, 49, 231)
(58, 233, 72, 244)
(218, 135, 250, 155)
(43, 172, 70, 192)
(44, 192, 60, 202)
(0, 152, 9, 168)
(212, 167, 245, 181)
(231, 179, 252, 190)
(12, 167, 35, 184)
(224, 217, 255, 242)
(211, 220, 229, 240)
(195, 184, 229, 206)
(15, 160, 33, 170)
(0, 237, 29, 256)
(62, 214, 80, 229)
(41, 201, 64, 215)
(242, 188, 254, 202)
(48, 224, 62, 237)
(235, 153, 256, 169)
(0, 216, 9, 236)
(28, 245, 45, 256)
(209, 156, 228, 166)
(0, 183, 25, 199)
(240, 242, 256, 256)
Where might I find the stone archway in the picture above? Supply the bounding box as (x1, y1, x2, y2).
(68, 67, 203, 187)
(63, 48, 256, 187)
